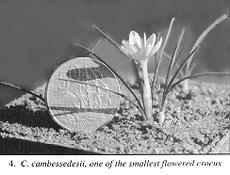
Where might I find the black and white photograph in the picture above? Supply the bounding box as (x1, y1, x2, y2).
(0, 0, 229, 163)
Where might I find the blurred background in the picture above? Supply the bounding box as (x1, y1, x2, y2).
(0, 0, 230, 106)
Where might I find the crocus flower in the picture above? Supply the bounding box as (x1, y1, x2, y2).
(120, 30, 162, 120)
(121, 31, 162, 62)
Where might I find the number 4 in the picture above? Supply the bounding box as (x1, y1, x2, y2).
(9, 160, 15, 167)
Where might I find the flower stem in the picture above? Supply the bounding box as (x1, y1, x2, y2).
(140, 61, 153, 120)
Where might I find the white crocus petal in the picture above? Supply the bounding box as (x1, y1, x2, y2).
(122, 40, 135, 53)
(121, 31, 161, 62)
(134, 32, 142, 48)
(121, 45, 131, 55)
(150, 37, 162, 56)
(129, 44, 138, 53)
(145, 45, 152, 57)
(121, 40, 132, 54)
(129, 31, 136, 45)
(120, 45, 127, 54)
(147, 33, 156, 47)
(123, 38, 138, 53)
(122, 40, 131, 49)
(143, 33, 147, 46)
(120, 45, 125, 51)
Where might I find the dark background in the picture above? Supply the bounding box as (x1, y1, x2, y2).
(0, 0, 230, 106)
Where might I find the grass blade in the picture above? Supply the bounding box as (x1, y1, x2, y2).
(165, 46, 199, 94)
(152, 34, 161, 91)
(73, 43, 145, 115)
(152, 17, 175, 88)
(59, 78, 146, 120)
(161, 28, 185, 106)
(0, 80, 45, 102)
(165, 29, 185, 88)
(168, 72, 230, 92)
(172, 48, 184, 75)
(92, 24, 121, 50)
(186, 13, 228, 72)
(92, 24, 137, 63)
(163, 51, 184, 78)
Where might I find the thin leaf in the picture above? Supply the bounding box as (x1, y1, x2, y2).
(172, 48, 184, 74)
(92, 24, 136, 63)
(151, 34, 160, 95)
(148, 74, 153, 88)
(152, 34, 161, 91)
(163, 51, 184, 78)
(163, 51, 171, 60)
(148, 74, 153, 82)
(168, 72, 230, 92)
(92, 24, 121, 50)
(161, 28, 185, 106)
(166, 29, 185, 87)
(152, 17, 175, 88)
(186, 13, 228, 72)
(73, 43, 145, 115)
(165, 46, 199, 94)
(0, 80, 45, 102)
(187, 62, 197, 75)
(59, 78, 146, 120)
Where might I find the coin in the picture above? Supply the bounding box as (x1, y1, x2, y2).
(212, 134, 230, 153)
(46, 57, 121, 134)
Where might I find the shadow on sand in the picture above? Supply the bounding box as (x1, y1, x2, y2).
(0, 137, 96, 155)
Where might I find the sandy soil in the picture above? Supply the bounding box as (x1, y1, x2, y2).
(0, 81, 229, 154)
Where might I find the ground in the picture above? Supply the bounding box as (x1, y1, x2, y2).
(0, 80, 229, 154)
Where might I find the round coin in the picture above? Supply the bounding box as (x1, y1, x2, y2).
(46, 57, 121, 134)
